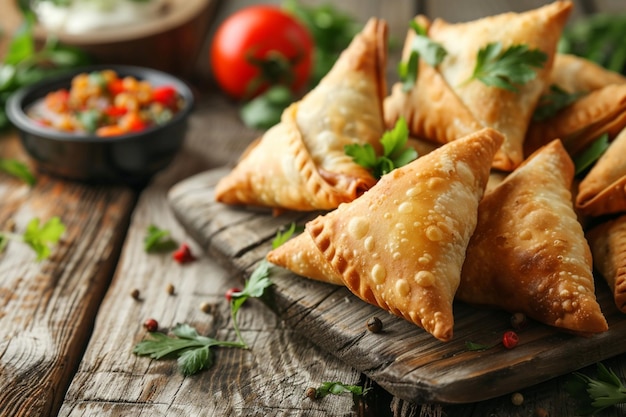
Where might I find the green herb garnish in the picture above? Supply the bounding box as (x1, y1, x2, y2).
(0, 217, 66, 261)
(573, 133, 609, 176)
(0, 12, 91, 131)
(313, 382, 371, 399)
(0, 158, 36, 185)
(398, 21, 447, 92)
(533, 84, 586, 121)
(143, 225, 178, 252)
(461, 42, 547, 92)
(345, 117, 417, 179)
(565, 362, 626, 416)
(133, 225, 295, 375)
(239, 85, 294, 130)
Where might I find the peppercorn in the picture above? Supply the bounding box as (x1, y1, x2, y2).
(511, 392, 524, 406)
(143, 318, 159, 332)
(166, 283, 175, 295)
(502, 330, 519, 349)
(366, 316, 383, 333)
(199, 302, 211, 313)
(130, 288, 140, 300)
(305, 387, 317, 400)
(510, 312, 528, 330)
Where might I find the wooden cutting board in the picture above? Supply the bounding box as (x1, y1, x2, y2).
(167, 167, 626, 404)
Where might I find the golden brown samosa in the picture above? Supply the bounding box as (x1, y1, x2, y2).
(427, 1, 572, 171)
(587, 214, 626, 313)
(215, 18, 388, 212)
(550, 53, 626, 94)
(458, 139, 608, 335)
(576, 126, 626, 217)
(270, 128, 503, 342)
(525, 84, 626, 156)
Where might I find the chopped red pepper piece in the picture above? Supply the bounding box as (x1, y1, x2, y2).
(107, 79, 125, 96)
(152, 85, 178, 107)
(173, 243, 195, 264)
(104, 106, 128, 118)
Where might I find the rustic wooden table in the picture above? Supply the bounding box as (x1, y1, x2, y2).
(1, 0, 626, 416)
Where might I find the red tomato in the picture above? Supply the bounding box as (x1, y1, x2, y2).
(210, 5, 314, 100)
(152, 85, 178, 107)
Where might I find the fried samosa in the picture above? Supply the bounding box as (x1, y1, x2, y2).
(525, 84, 626, 156)
(587, 214, 626, 313)
(385, 2, 572, 172)
(550, 53, 626, 94)
(576, 126, 626, 217)
(269, 128, 504, 341)
(215, 18, 388, 212)
(458, 139, 608, 335)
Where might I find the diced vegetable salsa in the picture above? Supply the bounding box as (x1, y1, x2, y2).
(27, 70, 183, 137)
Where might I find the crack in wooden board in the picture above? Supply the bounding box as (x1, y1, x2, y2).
(167, 168, 626, 404)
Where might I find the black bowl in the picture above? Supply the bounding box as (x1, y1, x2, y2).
(6, 65, 194, 186)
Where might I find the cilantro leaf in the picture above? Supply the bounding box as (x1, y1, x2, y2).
(22, 217, 66, 261)
(565, 363, 626, 415)
(133, 323, 235, 376)
(533, 84, 586, 121)
(573, 133, 609, 176)
(314, 382, 371, 399)
(0, 158, 36, 186)
(345, 117, 417, 179)
(397, 21, 446, 91)
(144, 225, 178, 253)
(271, 222, 302, 249)
(462, 42, 547, 92)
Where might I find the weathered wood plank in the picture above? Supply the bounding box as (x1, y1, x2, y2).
(0, 133, 136, 417)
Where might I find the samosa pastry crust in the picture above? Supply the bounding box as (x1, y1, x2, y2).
(525, 84, 626, 157)
(459, 140, 608, 335)
(306, 128, 503, 342)
(576, 126, 626, 217)
(215, 18, 388, 212)
(587, 214, 626, 313)
(550, 53, 626, 94)
(428, 1, 572, 171)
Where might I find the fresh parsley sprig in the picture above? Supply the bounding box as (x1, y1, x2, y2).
(345, 117, 417, 179)
(312, 381, 371, 399)
(0, 158, 36, 186)
(0, 217, 66, 261)
(398, 21, 447, 92)
(573, 133, 609, 176)
(565, 362, 626, 415)
(533, 84, 586, 121)
(461, 42, 547, 92)
(143, 225, 178, 253)
(133, 224, 298, 375)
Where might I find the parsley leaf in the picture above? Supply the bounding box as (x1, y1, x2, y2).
(133, 225, 289, 375)
(144, 225, 178, 253)
(533, 84, 586, 121)
(565, 362, 626, 416)
(462, 42, 547, 92)
(271, 222, 302, 249)
(132, 323, 240, 376)
(0, 217, 66, 261)
(0, 158, 36, 185)
(573, 133, 609, 176)
(345, 117, 417, 179)
(314, 382, 371, 399)
(397, 21, 447, 92)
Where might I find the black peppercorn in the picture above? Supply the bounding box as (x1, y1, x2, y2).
(366, 316, 383, 333)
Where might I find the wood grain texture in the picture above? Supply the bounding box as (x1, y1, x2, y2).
(167, 168, 626, 406)
(0, 170, 135, 417)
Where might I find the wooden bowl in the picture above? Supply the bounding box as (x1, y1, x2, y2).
(7, 0, 218, 77)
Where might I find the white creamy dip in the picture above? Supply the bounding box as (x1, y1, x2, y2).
(33, 0, 167, 34)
